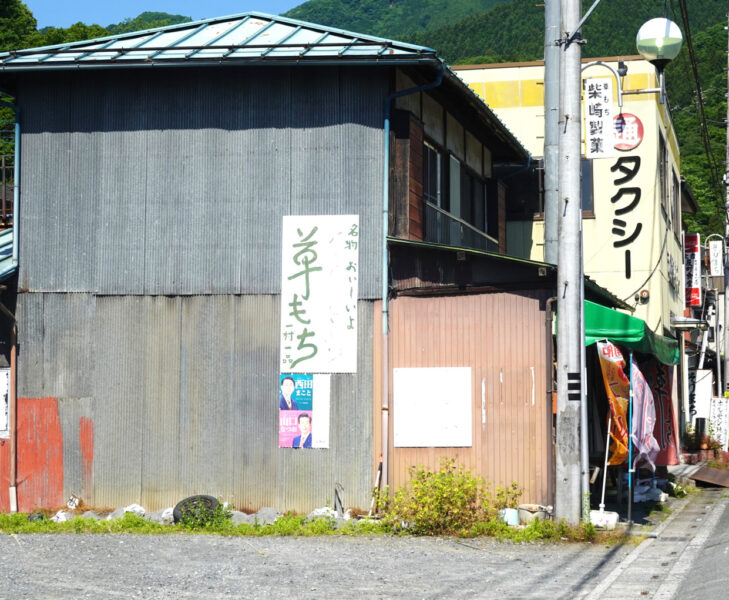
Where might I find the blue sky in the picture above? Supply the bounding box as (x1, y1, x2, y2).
(25, 1, 303, 29)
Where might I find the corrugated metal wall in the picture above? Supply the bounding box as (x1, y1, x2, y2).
(17, 293, 375, 511)
(18, 67, 385, 298)
(14, 65, 386, 511)
(375, 292, 553, 506)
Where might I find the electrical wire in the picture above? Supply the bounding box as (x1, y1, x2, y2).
(620, 220, 672, 303)
(673, 0, 723, 200)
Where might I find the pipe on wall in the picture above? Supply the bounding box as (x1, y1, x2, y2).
(545, 296, 557, 509)
(381, 64, 444, 491)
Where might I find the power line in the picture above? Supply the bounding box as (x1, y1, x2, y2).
(674, 0, 724, 200)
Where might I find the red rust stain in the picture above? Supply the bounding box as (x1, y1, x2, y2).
(79, 417, 94, 501)
(16, 397, 64, 512)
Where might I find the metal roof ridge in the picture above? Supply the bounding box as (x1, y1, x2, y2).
(0, 11, 436, 58)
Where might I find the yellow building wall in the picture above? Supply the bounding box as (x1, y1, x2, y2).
(456, 59, 684, 333)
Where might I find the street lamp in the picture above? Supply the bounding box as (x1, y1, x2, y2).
(635, 18, 683, 104)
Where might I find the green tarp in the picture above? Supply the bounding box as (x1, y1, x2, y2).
(583, 300, 679, 365)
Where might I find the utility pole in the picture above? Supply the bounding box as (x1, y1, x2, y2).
(723, 10, 729, 400)
(555, 0, 583, 524)
(544, 0, 560, 265)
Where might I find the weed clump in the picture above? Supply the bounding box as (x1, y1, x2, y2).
(375, 457, 601, 542)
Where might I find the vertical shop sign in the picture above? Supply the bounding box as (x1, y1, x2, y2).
(610, 155, 642, 279)
(710, 396, 729, 451)
(584, 78, 614, 159)
(684, 233, 701, 307)
(709, 239, 723, 277)
(280, 215, 359, 373)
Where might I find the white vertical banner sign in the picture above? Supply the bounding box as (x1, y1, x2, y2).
(709, 239, 723, 277)
(584, 78, 614, 159)
(710, 396, 729, 451)
(280, 215, 359, 373)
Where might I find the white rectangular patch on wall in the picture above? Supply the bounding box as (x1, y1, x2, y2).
(280, 215, 359, 373)
(0, 367, 8, 436)
(393, 367, 472, 447)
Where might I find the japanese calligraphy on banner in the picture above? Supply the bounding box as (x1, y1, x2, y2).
(710, 396, 729, 451)
(709, 239, 723, 277)
(584, 78, 614, 159)
(280, 215, 359, 373)
(644, 361, 680, 466)
(684, 233, 701, 307)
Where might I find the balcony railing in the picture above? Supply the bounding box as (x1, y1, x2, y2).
(424, 201, 498, 253)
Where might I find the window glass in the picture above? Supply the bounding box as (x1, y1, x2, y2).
(449, 155, 462, 218)
(423, 142, 442, 206)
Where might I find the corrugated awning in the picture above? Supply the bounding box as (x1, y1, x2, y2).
(0, 228, 14, 283)
(584, 300, 679, 365)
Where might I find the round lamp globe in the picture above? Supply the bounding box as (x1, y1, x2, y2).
(636, 18, 683, 69)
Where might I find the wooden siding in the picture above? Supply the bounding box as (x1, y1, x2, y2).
(408, 117, 424, 240)
(374, 292, 553, 506)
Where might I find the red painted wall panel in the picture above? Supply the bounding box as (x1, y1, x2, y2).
(16, 397, 64, 512)
(79, 416, 94, 502)
(0, 437, 10, 512)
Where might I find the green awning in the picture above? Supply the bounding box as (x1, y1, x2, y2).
(584, 300, 679, 365)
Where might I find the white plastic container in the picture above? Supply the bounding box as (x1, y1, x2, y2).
(590, 509, 618, 530)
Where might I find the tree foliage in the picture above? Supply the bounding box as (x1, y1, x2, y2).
(284, 0, 510, 39)
(0, 0, 36, 52)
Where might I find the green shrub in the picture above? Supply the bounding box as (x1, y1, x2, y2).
(383, 458, 488, 535)
(178, 499, 232, 531)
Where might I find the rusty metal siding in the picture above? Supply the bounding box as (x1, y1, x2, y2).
(58, 397, 94, 504)
(382, 292, 552, 506)
(17, 292, 374, 511)
(18, 67, 385, 299)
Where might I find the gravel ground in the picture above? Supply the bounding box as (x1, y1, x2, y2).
(0, 533, 635, 599)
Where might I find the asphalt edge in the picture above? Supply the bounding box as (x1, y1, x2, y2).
(582, 494, 692, 600)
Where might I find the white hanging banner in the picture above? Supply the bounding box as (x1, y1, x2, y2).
(584, 78, 615, 159)
(709, 239, 723, 277)
(280, 215, 359, 373)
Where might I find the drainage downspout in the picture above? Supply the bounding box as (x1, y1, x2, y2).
(545, 296, 557, 509)
(381, 65, 444, 491)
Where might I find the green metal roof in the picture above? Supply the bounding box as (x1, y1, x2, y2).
(0, 12, 438, 69)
